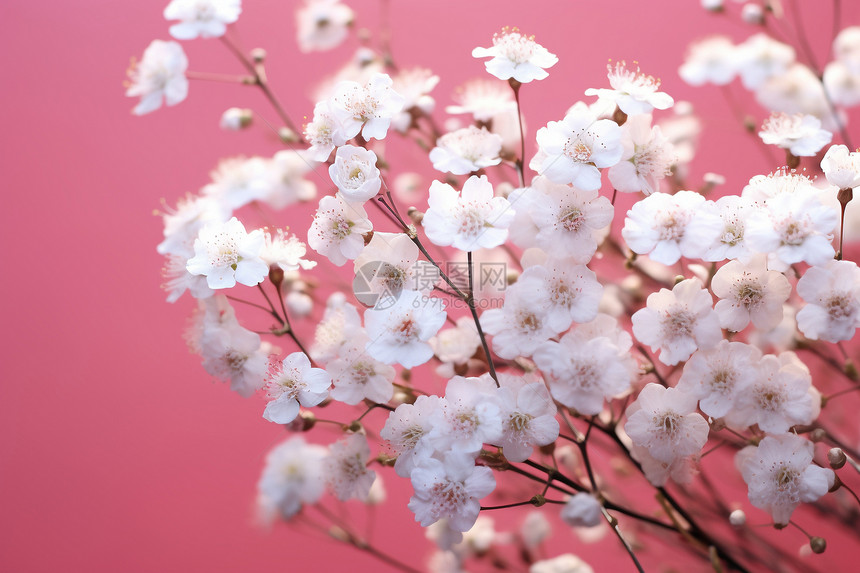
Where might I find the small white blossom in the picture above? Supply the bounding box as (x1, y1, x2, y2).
(329, 145, 381, 203)
(585, 61, 674, 116)
(408, 453, 496, 532)
(530, 554, 594, 573)
(560, 493, 603, 528)
(679, 36, 738, 86)
(304, 101, 339, 161)
(310, 293, 363, 364)
(758, 113, 832, 157)
(429, 126, 503, 175)
(496, 374, 559, 462)
(391, 68, 440, 132)
(163, 0, 241, 40)
(186, 217, 268, 289)
(330, 73, 406, 142)
(219, 107, 252, 130)
(472, 27, 558, 83)
(736, 433, 834, 525)
(446, 79, 517, 122)
(296, 0, 354, 53)
(796, 260, 860, 342)
(625, 383, 709, 464)
(833, 26, 860, 74)
(328, 338, 396, 405)
(428, 375, 503, 455)
(735, 34, 796, 90)
(711, 256, 791, 332)
(307, 195, 373, 267)
(262, 352, 330, 424)
(516, 258, 602, 333)
(536, 103, 623, 190)
(702, 195, 755, 263)
(353, 232, 439, 307)
(126, 40, 188, 115)
(608, 114, 675, 196)
(631, 278, 721, 366)
(677, 340, 763, 418)
(381, 395, 443, 478)
(324, 433, 376, 501)
(481, 285, 562, 359)
(260, 229, 317, 272)
(364, 291, 447, 368)
(821, 144, 860, 190)
(622, 191, 723, 266)
(256, 436, 327, 522)
(423, 175, 514, 251)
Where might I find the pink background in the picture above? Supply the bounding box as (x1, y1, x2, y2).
(2, 0, 859, 571)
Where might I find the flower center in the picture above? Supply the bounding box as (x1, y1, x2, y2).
(559, 206, 585, 232)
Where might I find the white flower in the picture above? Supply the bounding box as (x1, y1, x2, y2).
(729, 353, 816, 433)
(796, 260, 860, 342)
(304, 101, 339, 161)
(163, 0, 241, 40)
(126, 40, 188, 115)
(219, 107, 252, 130)
(758, 113, 832, 157)
(296, 0, 354, 53)
(428, 375, 503, 455)
(186, 217, 268, 289)
(472, 27, 558, 83)
(736, 433, 834, 525)
(162, 254, 214, 302)
(310, 293, 363, 364)
(496, 374, 559, 462)
(516, 258, 603, 333)
(744, 188, 838, 271)
(585, 61, 674, 116)
(267, 150, 318, 209)
(431, 317, 482, 366)
(631, 278, 721, 366)
(823, 60, 860, 107)
(530, 554, 594, 573)
(523, 177, 614, 261)
(679, 36, 737, 86)
(677, 340, 762, 418)
(262, 352, 330, 424)
(622, 191, 723, 266)
(381, 395, 443, 478)
(329, 145, 381, 203)
(521, 512, 552, 548)
(329, 73, 406, 142)
(755, 64, 832, 126)
(481, 285, 561, 359)
(408, 453, 496, 532)
(324, 433, 376, 501)
(834, 26, 860, 74)
(201, 156, 270, 210)
(328, 338, 396, 405)
(534, 335, 634, 415)
(702, 195, 755, 263)
(307, 195, 372, 267)
(364, 291, 447, 368)
(391, 67, 440, 132)
(429, 126, 503, 175)
(608, 114, 675, 196)
(256, 436, 327, 522)
(446, 79, 517, 122)
(353, 232, 439, 308)
(260, 229, 316, 272)
(423, 175, 514, 251)
(711, 256, 791, 332)
(735, 34, 796, 90)
(560, 493, 602, 528)
(535, 103, 623, 190)
(821, 145, 860, 190)
(625, 383, 709, 464)
(157, 194, 231, 258)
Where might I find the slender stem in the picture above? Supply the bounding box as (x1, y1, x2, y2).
(824, 386, 860, 400)
(226, 295, 280, 317)
(468, 251, 499, 384)
(186, 70, 251, 83)
(602, 506, 645, 573)
(257, 284, 283, 321)
(511, 81, 527, 188)
(787, 0, 820, 74)
(833, 0, 842, 44)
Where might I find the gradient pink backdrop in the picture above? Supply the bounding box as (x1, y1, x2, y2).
(2, 1, 858, 571)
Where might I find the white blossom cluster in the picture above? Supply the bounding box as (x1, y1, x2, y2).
(136, 3, 860, 571)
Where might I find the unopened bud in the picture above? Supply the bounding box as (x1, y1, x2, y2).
(329, 526, 351, 543)
(344, 420, 364, 433)
(810, 428, 826, 442)
(838, 187, 854, 208)
(530, 494, 547, 507)
(844, 359, 858, 380)
(701, 0, 724, 11)
(268, 264, 285, 286)
(285, 410, 316, 432)
(785, 149, 800, 169)
(362, 231, 374, 245)
(828, 447, 847, 469)
(251, 48, 267, 63)
(673, 275, 686, 285)
(220, 107, 253, 131)
(613, 106, 628, 126)
(710, 417, 727, 432)
(407, 206, 424, 225)
(729, 509, 746, 527)
(506, 271, 520, 285)
(278, 127, 299, 143)
(741, 3, 765, 24)
(810, 537, 827, 554)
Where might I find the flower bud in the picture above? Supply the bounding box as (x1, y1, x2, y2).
(220, 107, 253, 130)
(741, 3, 765, 25)
(701, 0, 724, 11)
(251, 48, 267, 63)
(278, 127, 299, 143)
(810, 428, 826, 442)
(729, 509, 746, 527)
(827, 447, 847, 469)
(286, 291, 313, 318)
(810, 537, 827, 554)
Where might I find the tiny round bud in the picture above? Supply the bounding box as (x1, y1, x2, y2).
(827, 447, 847, 470)
(268, 264, 285, 286)
(407, 206, 424, 225)
(673, 275, 686, 285)
(701, 0, 724, 11)
(344, 420, 364, 433)
(844, 359, 859, 380)
(328, 526, 351, 543)
(362, 231, 374, 245)
(285, 410, 316, 432)
(729, 509, 746, 527)
(251, 48, 267, 62)
(785, 150, 801, 169)
(741, 3, 765, 25)
(612, 106, 628, 126)
(710, 418, 727, 432)
(810, 428, 826, 442)
(220, 107, 253, 131)
(810, 537, 827, 554)
(838, 187, 854, 208)
(286, 291, 313, 318)
(278, 127, 299, 143)
(773, 522, 788, 530)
